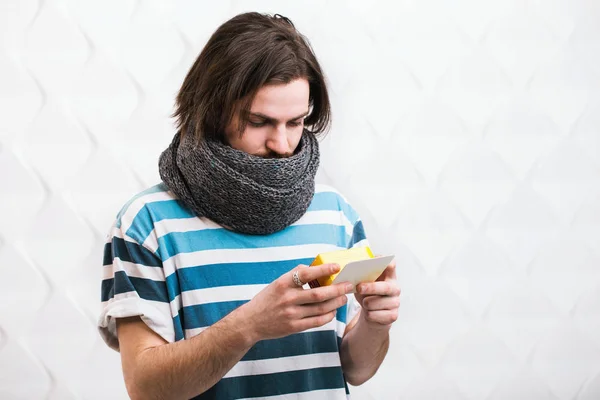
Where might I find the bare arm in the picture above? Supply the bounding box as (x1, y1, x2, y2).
(117, 307, 257, 400)
(339, 311, 391, 386)
(340, 262, 400, 386)
(116, 263, 354, 400)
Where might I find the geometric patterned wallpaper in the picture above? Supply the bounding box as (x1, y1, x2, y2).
(1, 0, 599, 399)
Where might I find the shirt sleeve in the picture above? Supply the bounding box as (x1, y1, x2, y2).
(98, 222, 175, 351)
(348, 219, 370, 249)
(344, 202, 370, 323)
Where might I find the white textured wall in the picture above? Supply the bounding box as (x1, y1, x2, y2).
(1, 0, 600, 399)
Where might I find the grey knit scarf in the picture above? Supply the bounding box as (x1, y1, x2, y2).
(158, 128, 320, 235)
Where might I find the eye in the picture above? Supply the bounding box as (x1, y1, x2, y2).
(248, 120, 266, 128)
(288, 120, 303, 127)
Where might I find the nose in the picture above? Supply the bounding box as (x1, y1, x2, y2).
(266, 124, 291, 156)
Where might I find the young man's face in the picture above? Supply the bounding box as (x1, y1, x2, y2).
(225, 78, 310, 158)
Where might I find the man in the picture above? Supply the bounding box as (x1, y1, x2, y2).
(99, 12, 400, 400)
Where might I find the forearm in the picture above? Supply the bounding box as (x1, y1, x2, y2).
(128, 308, 257, 400)
(340, 311, 390, 386)
(120, 263, 353, 399)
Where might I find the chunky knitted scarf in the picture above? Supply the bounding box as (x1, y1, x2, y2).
(158, 128, 320, 235)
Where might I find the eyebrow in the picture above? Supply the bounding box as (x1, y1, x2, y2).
(248, 111, 309, 123)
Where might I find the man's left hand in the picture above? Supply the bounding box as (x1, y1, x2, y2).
(354, 259, 400, 330)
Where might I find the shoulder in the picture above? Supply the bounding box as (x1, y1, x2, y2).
(115, 183, 174, 225)
(314, 183, 351, 205)
(312, 183, 360, 223)
(112, 183, 190, 244)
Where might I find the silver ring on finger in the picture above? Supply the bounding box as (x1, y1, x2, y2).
(292, 270, 305, 287)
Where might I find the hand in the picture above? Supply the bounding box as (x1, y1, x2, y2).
(241, 264, 355, 342)
(354, 259, 400, 330)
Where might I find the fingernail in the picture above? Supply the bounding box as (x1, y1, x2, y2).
(346, 283, 354, 292)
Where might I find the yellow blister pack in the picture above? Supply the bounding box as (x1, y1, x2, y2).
(308, 247, 374, 288)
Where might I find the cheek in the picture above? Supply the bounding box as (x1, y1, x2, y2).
(290, 128, 304, 146)
(231, 128, 268, 153)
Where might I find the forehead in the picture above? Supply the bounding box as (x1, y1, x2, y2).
(250, 79, 309, 118)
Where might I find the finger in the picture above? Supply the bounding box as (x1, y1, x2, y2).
(376, 261, 397, 282)
(293, 310, 337, 331)
(362, 309, 399, 325)
(362, 294, 400, 312)
(356, 281, 400, 296)
(297, 282, 354, 304)
(291, 263, 341, 288)
(299, 294, 348, 318)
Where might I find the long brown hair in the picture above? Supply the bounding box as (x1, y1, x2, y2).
(173, 12, 331, 142)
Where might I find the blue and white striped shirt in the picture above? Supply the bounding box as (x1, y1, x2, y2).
(99, 182, 369, 399)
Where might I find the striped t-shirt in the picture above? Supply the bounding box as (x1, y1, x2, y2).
(99, 182, 369, 399)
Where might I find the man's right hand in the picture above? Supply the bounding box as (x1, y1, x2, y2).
(240, 263, 354, 342)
